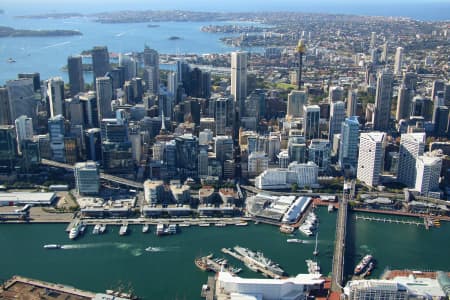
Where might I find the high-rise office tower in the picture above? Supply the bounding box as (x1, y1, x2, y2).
(231, 51, 248, 118)
(143, 66, 159, 95)
(394, 47, 404, 75)
(287, 90, 307, 118)
(119, 54, 137, 81)
(175, 134, 199, 178)
(415, 155, 442, 195)
(308, 139, 330, 173)
(373, 70, 393, 131)
(167, 71, 178, 96)
(215, 135, 233, 163)
(18, 72, 41, 92)
(68, 56, 84, 96)
(74, 161, 100, 195)
(215, 98, 228, 136)
(0, 125, 18, 173)
(48, 115, 66, 163)
(338, 116, 359, 169)
(329, 86, 344, 103)
(6, 78, 37, 126)
(403, 72, 417, 91)
(96, 76, 114, 121)
(14, 115, 33, 154)
(370, 31, 376, 49)
(47, 77, 65, 118)
(431, 79, 445, 101)
(380, 42, 388, 63)
(433, 106, 449, 137)
(92, 46, 110, 85)
(444, 82, 450, 106)
(346, 89, 358, 117)
(143, 46, 159, 67)
(396, 83, 411, 121)
(329, 101, 345, 145)
(397, 132, 425, 187)
(303, 105, 320, 140)
(357, 132, 386, 187)
(198, 146, 209, 177)
(0, 88, 11, 125)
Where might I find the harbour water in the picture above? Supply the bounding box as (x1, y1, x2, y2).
(0, 207, 335, 300)
(345, 211, 450, 280)
(0, 13, 247, 84)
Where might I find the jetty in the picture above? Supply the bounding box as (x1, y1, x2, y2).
(355, 215, 424, 227)
(221, 248, 285, 279)
(195, 254, 241, 275)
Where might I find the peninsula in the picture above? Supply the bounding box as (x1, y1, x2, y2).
(0, 26, 82, 38)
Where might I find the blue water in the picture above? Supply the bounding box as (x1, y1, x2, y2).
(0, 13, 242, 84)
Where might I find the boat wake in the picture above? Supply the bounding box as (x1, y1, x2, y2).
(131, 248, 144, 257)
(40, 41, 71, 50)
(60, 243, 111, 250)
(145, 246, 164, 252)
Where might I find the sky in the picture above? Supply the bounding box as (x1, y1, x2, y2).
(1, 0, 450, 20)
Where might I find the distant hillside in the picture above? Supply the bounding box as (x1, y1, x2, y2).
(0, 26, 82, 37)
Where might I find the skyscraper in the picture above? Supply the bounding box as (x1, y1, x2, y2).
(329, 86, 344, 103)
(231, 51, 248, 118)
(397, 132, 425, 187)
(74, 161, 100, 195)
(433, 106, 449, 137)
(68, 56, 84, 96)
(394, 47, 404, 75)
(47, 77, 65, 118)
(357, 132, 386, 187)
(431, 79, 444, 101)
(96, 76, 113, 121)
(329, 101, 346, 146)
(0, 88, 11, 125)
(18, 73, 41, 92)
(92, 46, 110, 85)
(415, 155, 442, 195)
(346, 89, 358, 117)
(303, 105, 320, 139)
(0, 125, 17, 173)
(14, 115, 33, 154)
(167, 71, 178, 96)
(338, 116, 359, 169)
(308, 139, 330, 173)
(48, 115, 66, 163)
(373, 70, 393, 131)
(395, 83, 411, 121)
(143, 66, 159, 95)
(215, 135, 233, 163)
(143, 46, 159, 67)
(215, 98, 228, 136)
(119, 54, 137, 81)
(287, 90, 307, 118)
(370, 31, 376, 49)
(6, 78, 37, 127)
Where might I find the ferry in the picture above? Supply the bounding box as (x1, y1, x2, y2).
(287, 238, 304, 243)
(198, 223, 211, 227)
(69, 222, 82, 240)
(142, 224, 149, 233)
(354, 254, 373, 275)
(92, 224, 101, 235)
(43, 244, 61, 249)
(233, 245, 284, 276)
(235, 221, 248, 226)
(119, 223, 128, 236)
(215, 222, 227, 227)
(99, 224, 106, 234)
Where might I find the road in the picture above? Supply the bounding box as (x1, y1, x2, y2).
(331, 195, 348, 292)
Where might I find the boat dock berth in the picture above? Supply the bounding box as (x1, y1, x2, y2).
(220, 248, 286, 279)
(355, 215, 425, 227)
(195, 254, 242, 275)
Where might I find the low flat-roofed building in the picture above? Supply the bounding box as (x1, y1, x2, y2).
(216, 271, 324, 300)
(198, 204, 238, 216)
(0, 192, 57, 206)
(199, 186, 215, 204)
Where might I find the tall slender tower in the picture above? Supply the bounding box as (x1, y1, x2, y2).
(373, 69, 393, 131)
(47, 77, 65, 118)
(68, 56, 84, 96)
(92, 46, 110, 85)
(231, 51, 247, 118)
(296, 39, 306, 90)
(394, 47, 404, 75)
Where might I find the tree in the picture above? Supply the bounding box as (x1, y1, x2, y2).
(291, 183, 298, 192)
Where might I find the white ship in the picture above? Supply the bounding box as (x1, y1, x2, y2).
(69, 222, 82, 240)
(92, 224, 101, 235)
(233, 246, 284, 276)
(119, 223, 128, 236)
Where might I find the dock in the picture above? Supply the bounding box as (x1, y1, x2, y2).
(201, 276, 216, 300)
(195, 254, 242, 275)
(355, 215, 424, 227)
(221, 248, 284, 279)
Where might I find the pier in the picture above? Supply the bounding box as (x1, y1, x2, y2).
(221, 248, 284, 279)
(195, 254, 241, 274)
(355, 215, 424, 227)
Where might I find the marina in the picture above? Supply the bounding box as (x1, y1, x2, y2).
(355, 215, 426, 227)
(194, 254, 242, 275)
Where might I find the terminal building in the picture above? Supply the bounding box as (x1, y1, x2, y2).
(214, 271, 324, 300)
